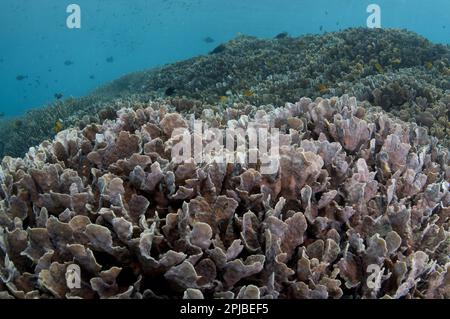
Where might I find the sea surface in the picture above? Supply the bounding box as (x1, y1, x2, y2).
(0, 0, 449, 118)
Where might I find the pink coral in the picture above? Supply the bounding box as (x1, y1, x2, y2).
(0, 96, 448, 299)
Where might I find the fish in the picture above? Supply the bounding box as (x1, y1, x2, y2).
(54, 93, 64, 100)
(165, 87, 176, 96)
(0, 112, 5, 118)
(320, 25, 323, 31)
(243, 89, 253, 97)
(274, 32, 288, 39)
(14, 119, 23, 127)
(89, 75, 95, 79)
(54, 119, 63, 134)
(203, 37, 215, 43)
(210, 44, 226, 54)
(374, 62, 384, 73)
(219, 96, 228, 103)
(106, 56, 114, 63)
(64, 60, 74, 66)
(16, 75, 28, 81)
(317, 83, 328, 93)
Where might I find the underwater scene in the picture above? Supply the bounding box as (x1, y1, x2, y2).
(0, 0, 449, 303)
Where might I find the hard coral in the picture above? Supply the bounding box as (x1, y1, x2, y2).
(1, 28, 450, 158)
(0, 96, 449, 299)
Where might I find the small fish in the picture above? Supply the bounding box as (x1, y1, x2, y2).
(0, 112, 5, 118)
(64, 60, 74, 66)
(165, 87, 176, 96)
(14, 119, 23, 128)
(243, 89, 253, 97)
(54, 93, 64, 100)
(89, 75, 95, 79)
(54, 119, 63, 134)
(274, 32, 288, 39)
(219, 96, 228, 103)
(106, 56, 114, 63)
(210, 44, 227, 54)
(320, 25, 323, 31)
(203, 36, 215, 43)
(381, 161, 391, 176)
(16, 75, 28, 81)
(317, 83, 328, 94)
(374, 62, 384, 73)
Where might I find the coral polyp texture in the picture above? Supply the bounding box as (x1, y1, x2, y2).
(0, 95, 449, 299)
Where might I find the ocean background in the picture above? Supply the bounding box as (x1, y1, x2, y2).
(0, 0, 449, 118)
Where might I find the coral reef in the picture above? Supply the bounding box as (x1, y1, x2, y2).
(0, 28, 449, 158)
(0, 95, 448, 299)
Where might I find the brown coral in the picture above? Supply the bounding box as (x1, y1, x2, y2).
(0, 96, 448, 299)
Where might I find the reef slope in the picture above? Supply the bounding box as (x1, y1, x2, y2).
(0, 28, 449, 157)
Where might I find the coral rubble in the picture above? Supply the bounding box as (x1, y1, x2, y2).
(0, 95, 448, 299)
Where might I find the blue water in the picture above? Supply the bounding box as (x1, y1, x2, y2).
(0, 0, 449, 117)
